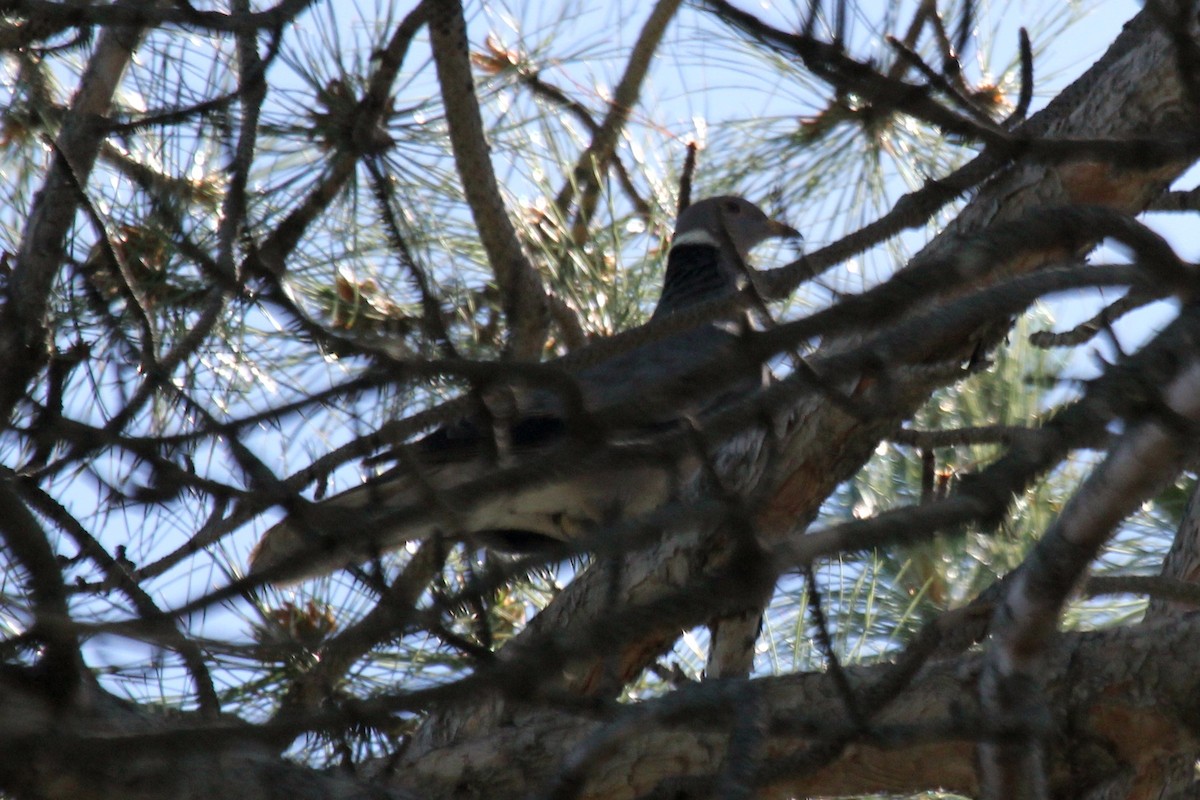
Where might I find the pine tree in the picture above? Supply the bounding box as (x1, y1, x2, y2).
(1, 1, 1199, 798)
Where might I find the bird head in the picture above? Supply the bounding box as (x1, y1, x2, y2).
(672, 195, 800, 262)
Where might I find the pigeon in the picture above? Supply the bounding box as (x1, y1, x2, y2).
(250, 196, 799, 580)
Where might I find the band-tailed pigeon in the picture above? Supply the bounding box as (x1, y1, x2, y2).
(250, 196, 799, 580)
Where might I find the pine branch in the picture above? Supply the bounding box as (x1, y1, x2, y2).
(428, 0, 549, 360)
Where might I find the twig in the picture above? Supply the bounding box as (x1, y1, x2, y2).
(17, 478, 221, 715)
(0, 467, 79, 686)
(1002, 29, 1034, 128)
(887, 35, 1003, 129)
(892, 424, 1036, 449)
(1085, 574, 1200, 606)
(1028, 290, 1164, 349)
(678, 141, 698, 214)
(254, 0, 430, 274)
(518, 70, 650, 219)
(272, 542, 446, 719)
(364, 155, 460, 359)
(552, 0, 684, 234)
(1, 1, 148, 421)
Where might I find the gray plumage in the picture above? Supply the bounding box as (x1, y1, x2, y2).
(250, 196, 799, 580)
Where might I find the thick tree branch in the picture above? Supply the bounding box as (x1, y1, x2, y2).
(427, 0, 549, 359)
(384, 609, 1200, 799)
(3, 0, 318, 35)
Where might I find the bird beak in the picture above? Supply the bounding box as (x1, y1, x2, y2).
(768, 218, 802, 240)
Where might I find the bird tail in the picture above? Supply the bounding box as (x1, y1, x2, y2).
(248, 471, 441, 582)
(248, 457, 684, 583)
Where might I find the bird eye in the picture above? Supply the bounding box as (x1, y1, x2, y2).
(723, 199, 742, 214)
